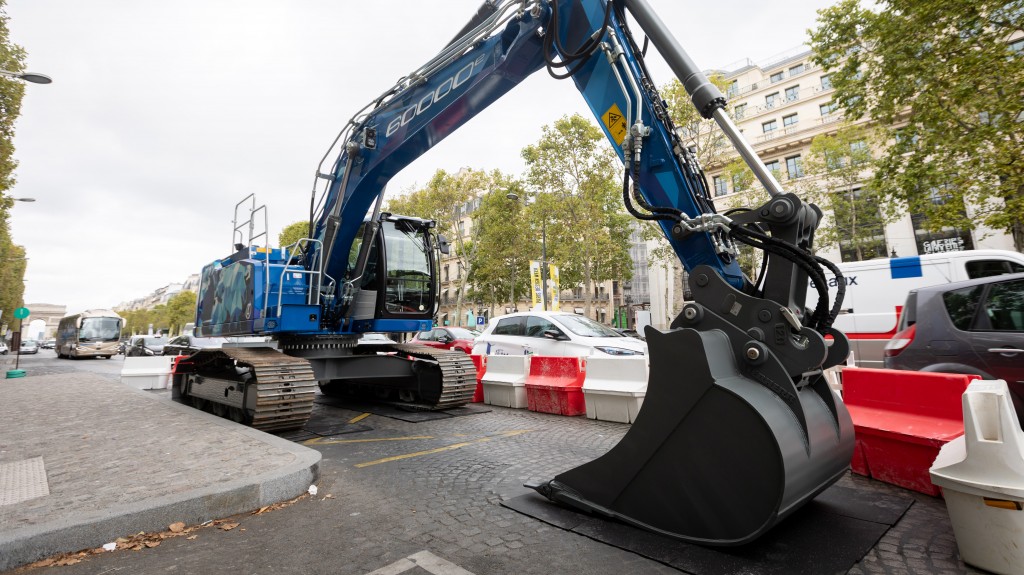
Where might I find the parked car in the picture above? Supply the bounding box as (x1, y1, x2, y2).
(125, 335, 166, 357)
(884, 272, 1024, 417)
(161, 335, 228, 357)
(40, 339, 56, 349)
(471, 311, 647, 357)
(18, 339, 39, 354)
(410, 327, 478, 353)
(0, 341, 7, 355)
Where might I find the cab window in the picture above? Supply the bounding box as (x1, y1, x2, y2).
(942, 285, 984, 330)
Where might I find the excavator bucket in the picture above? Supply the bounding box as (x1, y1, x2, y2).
(530, 325, 855, 546)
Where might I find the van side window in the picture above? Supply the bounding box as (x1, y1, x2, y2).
(493, 317, 524, 336)
(942, 286, 984, 330)
(983, 279, 1024, 331)
(966, 260, 1024, 279)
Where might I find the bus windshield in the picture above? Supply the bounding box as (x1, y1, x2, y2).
(79, 317, 122, 342)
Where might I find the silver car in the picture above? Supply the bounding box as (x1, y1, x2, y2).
(884, 272, 1024, 418)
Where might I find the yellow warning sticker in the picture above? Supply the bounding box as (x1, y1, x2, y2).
(602, 103, 628, 145)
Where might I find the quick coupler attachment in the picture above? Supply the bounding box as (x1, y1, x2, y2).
(530, 326, 855, 546)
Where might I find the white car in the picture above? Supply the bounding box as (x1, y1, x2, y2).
(471, 311, 647, 357)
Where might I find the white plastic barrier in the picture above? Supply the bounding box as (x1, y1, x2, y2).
(582, 356, 648, 423)
(930, 380, 1024, 575)
(480, 355, 530, 409)
(120, 356, 174, 390)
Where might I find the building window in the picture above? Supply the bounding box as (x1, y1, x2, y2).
(783, 113, 799, 127)
(732, 173, 746, 192)
(765, 92, 780, 109)
(789, 63, 805, 76)
(764, 160, 780, 176)
(850, 140, 869, 164)
(733, 103, 747, 119)
(713, 176, 728, 197)
(784, 85, 800, 102)
(820, 101, 837, 116)
(762, 119, 778, 133)
(770, 71, 784, 83)
(786, 155, 804, 178)
(727, 80, 739, 97)
(444, 265, 449, 282)
(820, 75, 832, 90)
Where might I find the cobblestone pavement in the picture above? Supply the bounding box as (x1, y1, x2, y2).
(11, 386, 989, 575)
(0, 358, 319, 571)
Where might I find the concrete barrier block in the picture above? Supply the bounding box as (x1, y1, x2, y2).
(582, 357, 647, 423)
(120, 356, 175, 390)
(480, 355, 529, 409)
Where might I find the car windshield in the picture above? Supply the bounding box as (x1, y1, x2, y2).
(447, 328, 477, 339)
(143, 337, 164, 347)
(555, 315, 623, 338)
(21, 340, 36, 346)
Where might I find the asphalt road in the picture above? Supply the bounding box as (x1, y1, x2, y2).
(6, 352, 982, 575)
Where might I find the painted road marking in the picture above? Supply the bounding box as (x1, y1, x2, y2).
(354, 430, 530, 468)
(302, 435, 434, 447)
(365, 550, 476, 575)
(348, 412, 371, 424)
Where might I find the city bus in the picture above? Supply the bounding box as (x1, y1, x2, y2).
(55, 309, 123, 359)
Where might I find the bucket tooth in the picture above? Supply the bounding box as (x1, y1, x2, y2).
(531, 326, 854, 546)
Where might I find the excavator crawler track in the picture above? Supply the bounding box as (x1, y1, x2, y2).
(182, 347, 317, 432)
(389, 344, 478, 409)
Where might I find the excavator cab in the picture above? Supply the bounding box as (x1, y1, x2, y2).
(343, 214, 442, 331)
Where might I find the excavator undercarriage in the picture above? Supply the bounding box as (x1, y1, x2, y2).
(175, 343, 476, 432)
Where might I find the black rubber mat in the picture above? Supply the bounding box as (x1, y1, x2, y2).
(502, 478, 912, 575)
(314, 395, 491, 423)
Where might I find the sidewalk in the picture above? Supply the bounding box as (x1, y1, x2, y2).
(0, 371, 321, 571)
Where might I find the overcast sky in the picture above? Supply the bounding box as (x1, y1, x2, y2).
(6, 0, 835, 315)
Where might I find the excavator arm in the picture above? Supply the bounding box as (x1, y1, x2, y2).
(205, 0, 856, 545)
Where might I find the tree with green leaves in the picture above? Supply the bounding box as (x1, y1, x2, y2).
(0, 0, 29, 325)
(278, 220, 309, 249)
(165, 291, 197, 335)
(386, 168, 495, 323)
(466, 178, 535, 313)
(810, 0, 1024, 250)
(521, 114, 633, 318)
(802, 124, 889, 261)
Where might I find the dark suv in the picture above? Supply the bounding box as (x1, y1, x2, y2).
(884, 272, 1024, 414)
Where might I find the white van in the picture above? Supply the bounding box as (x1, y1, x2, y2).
(806, 249, 1024, 368)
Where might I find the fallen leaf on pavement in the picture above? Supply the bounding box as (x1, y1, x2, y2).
(187, 535, 198, 540)
(219, 522, 239, 531)
(145, 541, 160, 548)
(169, 522, 185, 533)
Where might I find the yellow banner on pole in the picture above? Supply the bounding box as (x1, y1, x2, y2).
(547, 264, 559, 310)
(529, 260, 543, 308)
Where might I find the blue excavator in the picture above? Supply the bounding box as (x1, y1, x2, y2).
(176, 0, 855, 546)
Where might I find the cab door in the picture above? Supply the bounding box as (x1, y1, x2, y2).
(523, 315, 566, 356)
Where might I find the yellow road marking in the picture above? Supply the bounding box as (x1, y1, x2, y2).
(348, 412, 371, 424)
(354, 430, 531, 468)
(302, 435, 434, 447)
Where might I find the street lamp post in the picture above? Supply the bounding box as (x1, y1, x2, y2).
(507, 192, 549, 311)
(0, 70, 52, 84)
